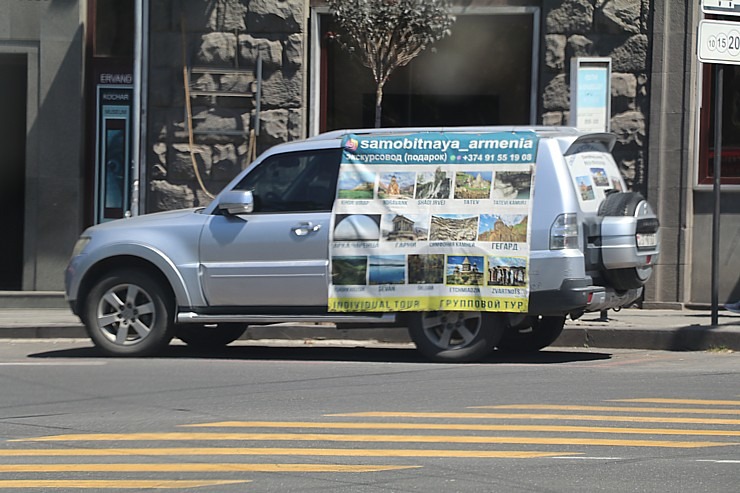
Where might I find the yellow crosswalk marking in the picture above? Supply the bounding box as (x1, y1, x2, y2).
(0, 463, 418, 473)
(331, 411, 740, 425)
(0, 448, 571, 459)
(2, 398, 737, 488)
(0, 480, 248, 489)
(472, 404, 740, 415)
(182, 420, 740, 437)
(610, 398, 740, 406)
(11, 432, 736, 448)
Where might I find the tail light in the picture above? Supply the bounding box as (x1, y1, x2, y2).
(550, 213, 579, 250)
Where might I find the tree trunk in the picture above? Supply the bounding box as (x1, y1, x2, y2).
(374, 81, 385, 128)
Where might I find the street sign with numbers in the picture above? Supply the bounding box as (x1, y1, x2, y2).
(702, 0, 740, 16)
(698, 20, 740, 65)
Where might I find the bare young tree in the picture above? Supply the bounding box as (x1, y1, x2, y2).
(328, 0, 455, 128)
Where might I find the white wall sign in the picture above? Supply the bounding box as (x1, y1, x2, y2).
(569, 58, 612, 133)
(702, 0, 740, 16)
(698, 20, 740, 65)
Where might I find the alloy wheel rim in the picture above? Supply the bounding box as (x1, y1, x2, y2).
(96, 283, 156, 345)
(421, 311, 482, 349)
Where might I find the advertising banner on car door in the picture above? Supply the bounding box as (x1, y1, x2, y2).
(328, 131, 538, 313)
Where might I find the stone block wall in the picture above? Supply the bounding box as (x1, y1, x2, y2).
(146, 0, 653, 211)
(541, 0, 650, 194)
(147, 0, 306, 211)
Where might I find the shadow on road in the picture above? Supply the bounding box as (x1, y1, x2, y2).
(26, 343, 612, 364)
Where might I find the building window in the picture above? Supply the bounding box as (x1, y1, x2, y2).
(94, 0, 134, 58)
(314, 10, 536, 133)
(699, 64, 740, 185)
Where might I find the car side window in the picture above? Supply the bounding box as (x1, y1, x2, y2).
(233, 149, 342, 213)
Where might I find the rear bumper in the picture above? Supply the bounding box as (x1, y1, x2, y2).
(528, 278, 642, 316)
(586, 285, 643, 312)
(529, 278, 598, 316)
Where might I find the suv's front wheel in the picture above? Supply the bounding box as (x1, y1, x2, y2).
(407, 311, 505, 362)
(82, 269, 174, 356)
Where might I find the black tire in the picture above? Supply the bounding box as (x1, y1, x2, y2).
(407, 311, 505, 362)
(597, 191, 644, 217)
(598, 192, 654, 291)
(82, 269, 174, 357)
(176, 324, 247, 349)
(496, 315, 566, 353)
(604, 265, 651, 291)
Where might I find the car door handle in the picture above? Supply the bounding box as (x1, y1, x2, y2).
(292, 222, 321, 236)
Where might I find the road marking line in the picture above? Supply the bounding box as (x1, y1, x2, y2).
(183, 420, 740, 437)
(0, 463, 418, 473)
(611, 398, 740, 406)
(329, 411, 740, 425)
(696, 459, 740, 464)
(11, 432, 735, 448)
(0, 362, 106, 366)
(0, 480, 248, 489)
(550, 456, 625, 460)
(0, 448, 572, 459)
(471, 404, 740, 415)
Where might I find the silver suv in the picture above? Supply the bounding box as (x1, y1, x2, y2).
(65, 126, 660, 362)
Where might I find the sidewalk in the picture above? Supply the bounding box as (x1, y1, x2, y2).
(0, 305, 738, 351)
(556, 308, 740, 351)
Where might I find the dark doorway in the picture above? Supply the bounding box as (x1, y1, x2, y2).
(0, 55, 27, 289)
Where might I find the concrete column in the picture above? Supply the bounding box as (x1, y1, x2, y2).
(644, 1, 699, 306)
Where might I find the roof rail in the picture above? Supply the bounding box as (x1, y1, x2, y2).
(307, 126, 582, 141)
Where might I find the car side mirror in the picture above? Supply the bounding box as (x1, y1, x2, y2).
(217, 190, 254, 215)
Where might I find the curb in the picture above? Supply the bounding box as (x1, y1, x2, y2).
(0, 291, 69, 309)
(1, 320, 739, 353)
(0, 306, 738, 352)
(552, 325, 740, 351)
(0, 325, 88, 339)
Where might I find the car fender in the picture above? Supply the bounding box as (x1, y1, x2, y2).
(69, 242, 195, 310)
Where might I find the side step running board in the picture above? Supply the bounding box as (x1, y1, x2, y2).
(177, 312, 398, 325)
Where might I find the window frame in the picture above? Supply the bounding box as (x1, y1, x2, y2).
(308, 5, 541, 136)
(697, 64, 740, 187)
(696, 12, 740, 189)
(233, 148, 342, 213)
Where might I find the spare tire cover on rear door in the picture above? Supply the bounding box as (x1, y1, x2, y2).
(597, 191, 654, 291)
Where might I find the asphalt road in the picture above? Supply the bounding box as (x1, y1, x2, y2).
(0, 339, 738, 492)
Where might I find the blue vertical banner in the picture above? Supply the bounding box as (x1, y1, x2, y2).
(96, 84, 133, 223)
(328, 131, 539, 313)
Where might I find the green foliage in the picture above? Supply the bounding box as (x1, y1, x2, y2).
(328, 0, 455, 126)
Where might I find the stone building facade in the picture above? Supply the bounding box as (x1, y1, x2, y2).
(541, 0, 649, 193)
(147, 0, 308, 211)
(147, 0, 651, 206)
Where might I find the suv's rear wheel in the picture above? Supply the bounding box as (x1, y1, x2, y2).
(407, 311, 504, 362)
(83, 270, 174, 356)
(598, 191, 654, 291)
(176, 324, 247, 349)
(496, 315, 566, 353)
